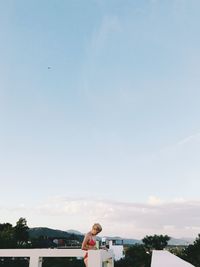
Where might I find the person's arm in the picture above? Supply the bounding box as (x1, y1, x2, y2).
(81, 234, 90, 250)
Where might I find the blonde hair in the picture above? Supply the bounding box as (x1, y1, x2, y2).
(92, 223, 102, 233)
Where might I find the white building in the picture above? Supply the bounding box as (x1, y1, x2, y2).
(101, 237, 124, 261)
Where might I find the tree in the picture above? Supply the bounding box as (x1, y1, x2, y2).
(115, 244, 151, 267)
(182, 234, 200, 267)
(42, 257, 85, 267)
(126, 244, 151, 267)
(0, 223, 16, 248)
(14, 218, 29, 247)
(142, 235, 170, 250)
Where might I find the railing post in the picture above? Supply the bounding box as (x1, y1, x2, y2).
(29, 256, 42, 267)
(88, 250, 102, 267)
(107, 257, 114, 267)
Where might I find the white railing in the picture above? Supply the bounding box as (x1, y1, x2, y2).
(0, 248, 114, 267)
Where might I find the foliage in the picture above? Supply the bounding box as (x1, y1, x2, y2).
(1, 218, 200, 267)
(0, 223, 16, 248)
(168, 235, 200, 267)
(116, 234, 170, 267)
(0, 258, 28, 267)
(167, 246, 186, 258)
(42, 257, 85, 267)
(29, 235, 56, 248)
(114, 257, 135, 267)
(182, 234, 200, 267)
(14, 218, 29, 247)
(142, 234, 170, 250)
(128, 244, 151, 267)
(115, 244, 151, 267)
(0, 218, 29, 249)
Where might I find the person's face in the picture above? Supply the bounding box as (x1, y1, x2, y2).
(92, 226, 100, 235)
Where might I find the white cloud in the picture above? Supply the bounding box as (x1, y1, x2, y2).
(148, 195, 163, 205)
(1, 197, 200, 238)
(157, 131, 200, 156)
(177, 132, 200, 146)
(1, 197, 200, 239)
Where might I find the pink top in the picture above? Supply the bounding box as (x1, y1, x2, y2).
(88, 237, 96, 246)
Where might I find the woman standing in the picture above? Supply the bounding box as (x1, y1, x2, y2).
(81, 223, 102, 267)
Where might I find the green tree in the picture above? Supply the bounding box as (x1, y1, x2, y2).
(115, 244, 151, 267)
(127, 244, 151, 267)
(0, 223, 16, 248)
(183, 234, 200, 267)
(42, 257, 85, 267)
(14, 218, 29, 247)
(142, 234, 170, 250)
(168, 246, 186, 259)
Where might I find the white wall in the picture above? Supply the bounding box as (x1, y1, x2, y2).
(0, 249, 114, 267)
(151, 251, 194, 267)
(108, 241, 124, 261)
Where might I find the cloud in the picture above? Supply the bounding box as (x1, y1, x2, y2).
(148, 196, 163, 205)
(2, 196, 200, 239)
(177, 132, 200, 146)
(157, 131, 200, 156)
(1, 195, 200, 239)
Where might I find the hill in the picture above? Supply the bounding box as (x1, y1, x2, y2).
(66, 229, 84, 235)
(168, 237, 194, 246)
(28, 227, 194, 246)
(28, 227, 84, 240)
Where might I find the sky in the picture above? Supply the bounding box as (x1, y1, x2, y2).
(1, 0, 200, 239)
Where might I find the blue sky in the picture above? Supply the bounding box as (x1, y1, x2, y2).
(1, 0, 200, 238)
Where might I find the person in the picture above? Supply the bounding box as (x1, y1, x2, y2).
(81, 223, 102, 267)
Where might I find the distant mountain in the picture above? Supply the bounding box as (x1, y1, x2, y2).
(123, 238, 142, 245)
(168, 237, 194, 246)
(66, 229, 84, 235)
(100, 236, 195, 246)
(28, 227, 194, 246)
(28, 227, 84, 239)
(119, 237, 194, 246)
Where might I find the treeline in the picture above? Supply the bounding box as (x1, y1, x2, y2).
(170, 235, 200, 267)
(0, 218, 200, 267)
(115, 234, 200, 267)
(0, 218, 83, 249)
(0, 218, 29, 249)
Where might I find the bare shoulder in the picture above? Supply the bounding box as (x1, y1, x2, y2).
(85, 232, 92, 238)
(83, 232, 91, 240)
(82, 232, 92, 250)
